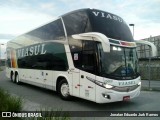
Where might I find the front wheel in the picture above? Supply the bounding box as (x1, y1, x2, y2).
(58, 79, 71, 100)
(15, 74, 21, 85)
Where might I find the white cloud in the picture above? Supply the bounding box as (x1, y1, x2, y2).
(0, 6, 54, 35)
(40, 2, 55, 10)
(0, 0, 160, 41)
(0, 0, 160, 59)
(134, 23, 160, 40)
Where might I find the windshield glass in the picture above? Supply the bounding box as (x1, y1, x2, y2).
(89, 9, 134, 42)
(99, 45, 139, 80)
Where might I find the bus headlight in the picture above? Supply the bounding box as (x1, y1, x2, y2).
(87, 76, 114, 89)
(95, 81, 113, 89)
(138, 81, 141, 86)
(105, 84, 113, 89)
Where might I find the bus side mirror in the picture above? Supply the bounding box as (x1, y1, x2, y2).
(72, 32, 110, 53)
(135, 40, 157, 57)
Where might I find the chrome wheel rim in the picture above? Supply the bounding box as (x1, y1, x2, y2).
(12, 74, 14, 82)
(61, 83, 69, 97)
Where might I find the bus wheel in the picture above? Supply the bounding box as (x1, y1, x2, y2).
(58, 79, 71, 100)
(15, 74, 20, 85)
(10, 72, 14, 82)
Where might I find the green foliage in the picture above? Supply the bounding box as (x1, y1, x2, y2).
(0, 88, 23, 120)
(29, 116, 70, 120)
(0, 88, 70, 120)
(0, 89, 22, 111)
(0, 88, 22, 112)
(28, 108, 71, 120)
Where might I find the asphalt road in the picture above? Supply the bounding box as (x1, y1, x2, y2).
(0, 70, 160, 120)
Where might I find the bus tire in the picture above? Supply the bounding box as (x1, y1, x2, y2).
(15, 74, 20, 85)
(10, 72, 14, 82)
(58, 79, 71, 100)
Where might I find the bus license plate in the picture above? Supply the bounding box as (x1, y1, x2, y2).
(123, 96, 130, 101)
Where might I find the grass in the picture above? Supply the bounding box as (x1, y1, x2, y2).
(28, 108, 71, 120)
(0, 88, 23, 120)
(29, 115, 71, 120)
(0, 88, 22, 112)
(0, 88, 70, 120)
(0, 67, 70, 120)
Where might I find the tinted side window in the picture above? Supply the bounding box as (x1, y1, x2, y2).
(69, 38, 98, 74)
(27, 19, 65, 40)
(69, 38, 83, 69)
(17, 42, 68, 71)
(63, 11, 91, 35)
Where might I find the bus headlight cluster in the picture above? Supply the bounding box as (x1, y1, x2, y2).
(105, 84, 114, 89)
(138, 81, 141, 86)
(94, 80, 113, 89)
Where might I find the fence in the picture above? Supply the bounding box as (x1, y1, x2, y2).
(139, 59, 160, 80)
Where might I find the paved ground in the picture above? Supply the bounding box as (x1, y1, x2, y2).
(0, 68, 160, 120)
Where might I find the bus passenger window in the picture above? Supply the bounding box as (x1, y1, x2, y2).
(69, 39, 98, 74)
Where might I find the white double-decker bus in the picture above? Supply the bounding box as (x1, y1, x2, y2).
(5, 8, 156, 103)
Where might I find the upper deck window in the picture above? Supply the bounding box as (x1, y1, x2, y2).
(27, 19, 65, 40)
(62, 11, 91, 35)
(89, 10, 134, 42)
(63, 9, 133, 42)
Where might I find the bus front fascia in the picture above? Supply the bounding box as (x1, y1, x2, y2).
(72, 32, 110, 53)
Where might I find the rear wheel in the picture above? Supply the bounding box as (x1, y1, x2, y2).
(58, 79, 71, 100)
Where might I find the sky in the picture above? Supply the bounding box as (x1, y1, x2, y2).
(0, 0, 160, 59)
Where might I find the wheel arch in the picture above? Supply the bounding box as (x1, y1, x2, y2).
(56, 74, 72, 100)
(56, 75, 70, 92)
(56, 76, 66, 92)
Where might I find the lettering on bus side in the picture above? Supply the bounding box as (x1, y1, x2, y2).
(118, 81, 136, 86)
(92, 11, 125, 23)
(17, 44, 47, 58)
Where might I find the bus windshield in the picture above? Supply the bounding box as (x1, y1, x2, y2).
(100, 45, 139, 80)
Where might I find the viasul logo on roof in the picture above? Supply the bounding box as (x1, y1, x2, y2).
(92, 11, 125, 23)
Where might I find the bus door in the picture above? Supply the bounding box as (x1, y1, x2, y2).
(69, 40, 97, 100)
(79, 41, 97, 101)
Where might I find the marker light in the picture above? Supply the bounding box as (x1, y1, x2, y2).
(138, 81, 141, 86)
